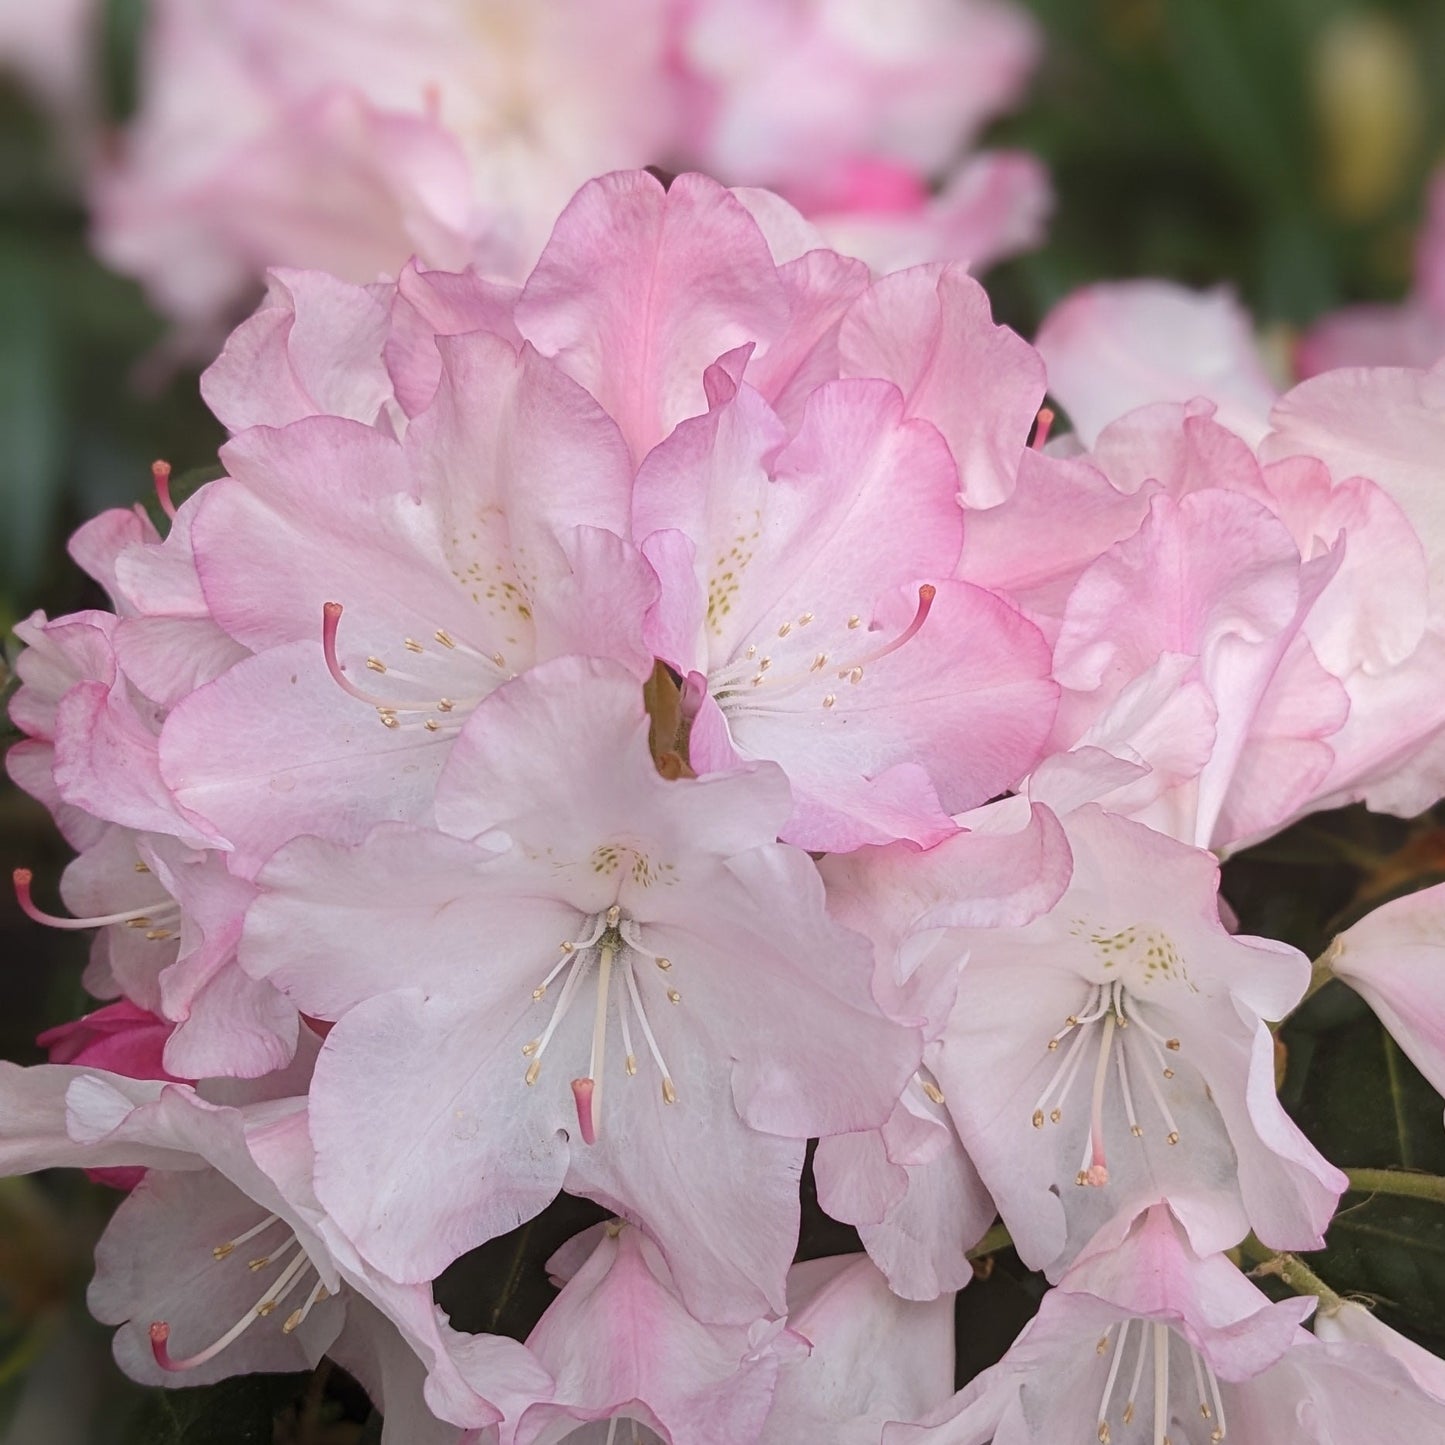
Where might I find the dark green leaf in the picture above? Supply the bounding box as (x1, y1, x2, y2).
(121, 1372, 311, 1445)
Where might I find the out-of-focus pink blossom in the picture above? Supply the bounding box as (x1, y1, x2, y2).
(91, 0, 1047, 341)
(1298, 169, 1445, 376)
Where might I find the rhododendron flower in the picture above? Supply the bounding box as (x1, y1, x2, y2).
(1297, 168, 1445, 376)
(1312, 1300, 1445, 1404)
(760, 1250, 955, 1442)
(1034, 281, 1281, 448)
(503, 1221, 796, 1444)
(889, 1206, 1443, 1444)
(815, 802, 1072, 1297)
(1321, 881, 1445, 1105)
(635, 356, 1056, 850)
(241, 657, 920, 1320)
(848, 799, 1343, 1278)
(160, 335, 655, 870)
(92, 0, 1046, 340)
(0, 1066, 543, 1433)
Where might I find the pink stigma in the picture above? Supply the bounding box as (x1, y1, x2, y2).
(320, 602, 402, 710)
(571, 1077, 597, 1145)
(1030, 407, 1055, 451)
(149, 1321, 182, 1371)
(852, 584, 936, 670)
(152, 459, 176, 520)
(1085, 1162, 1109, 1188)
(13, 867, 167, 932)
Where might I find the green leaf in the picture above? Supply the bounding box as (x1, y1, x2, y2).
(121, 1372, 311, 1445)
(1282, 980, 1445, 1350)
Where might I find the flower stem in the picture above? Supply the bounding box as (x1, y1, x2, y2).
(1237, 1235, 1345, 1313)
(1345, 1167, 1445, 1205)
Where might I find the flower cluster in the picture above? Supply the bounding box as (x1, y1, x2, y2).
(89, 0, 1046, 344)
(9, 168, 1445, 1440)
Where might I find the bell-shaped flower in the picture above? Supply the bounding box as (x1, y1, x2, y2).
(161, 331, 655, 871)
(0, 1064, 543, 1434)
(1320, 881, 1445, 1107)
(241, 656, 920, 1322)
(1312, 1299, 1445, 1404)
(885, 799, 1343, 1278)
(890, 1205, 1444, 1444)
(502, 1221, 796, 1445)
(815, 801, 1073, 1297)
(759, 1252, 956, 1443)
(636, 356, 1056, 850)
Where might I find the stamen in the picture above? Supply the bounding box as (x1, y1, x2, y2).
(1097, 1319, 1130, 1444)
(13, 869, 178, 931)
(283, 1276, 330, 1335)
(1116, 1039, 1144, 1137)
(152, 459, 177, 520)
(526, 943, 594, 1082)
(149, 1251, 313, 1372)
(1135, 1048, 1183, 1145)
(213, 1213, 282, 1260)
(622, 958, 676, 1104)
(1033, 1019, 1092, 1124)
(1207, 1354, 1227, 1440)
(1190, 1345, 1211, 1423)
(1124, 1317, 1149, 1425)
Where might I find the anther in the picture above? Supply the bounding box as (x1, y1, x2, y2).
(823, 694, 836, 708)
(655, 957, 671, 971)
(922, 1080, 945, 1105)
(133, 861, 150, 873)
(525, 1060, 541, 1086)
(606, 905, 620, 926)
(1032, 1109, 1045, 1128)
(435, 629, 456, 648)
(777, 622, 791, 637)
(437, 699, 455, 712)
(667, 989, 681, 1004)
(404, 638, 424, 652)
(847, 615, 861, 628)
(661, 1079, 677, 1104)
(625, 1055, 637, 1076)
(799, 613, 813, 625)
(366, 657, 387, 673)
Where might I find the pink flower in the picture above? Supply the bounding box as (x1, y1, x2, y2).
(160, 330, 655, 871)
(91, 0, 1046, 340)
(240, 657, 920, 1321)
(0, 1065, 542, 1430)
(635, 354, 1056, 851)
(1035, 280, 1281, 449)
(1298, 168, 1445, 376)
(1312, 1300, 1445, 1404)
(759, 1251, 956, 1442)
(890, 1206, 1444, 1445)
(815, 802, 1073, 1297)
(854, 800, 1343, 1279)
(504, 1222, 794, 1444)
(1321, 881, 1445, 1105)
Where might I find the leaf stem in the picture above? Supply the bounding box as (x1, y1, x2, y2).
(1243, 1245, 1346, 1314)
(1344, 1167, 1445, 1205)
